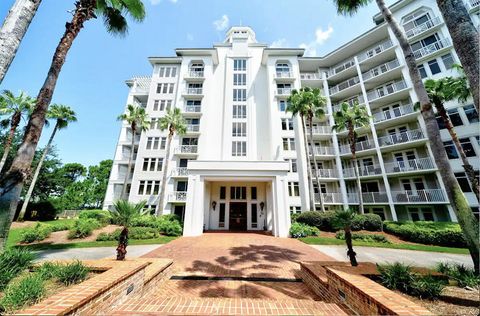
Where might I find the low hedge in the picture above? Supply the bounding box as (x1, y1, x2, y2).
(79, 210, 112, 225)
(67, 218, 102, 239)
(97, 227, 161, 241)
(129, 215, 183, 236)
(19, 223, 53, 243)
(335, 231, 391, 243)
(297, 211, 382, 232)
(289, 222, 320, 238)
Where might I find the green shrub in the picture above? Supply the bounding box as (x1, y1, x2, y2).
(296, 211, 337, 232)
(0, 274, 45, 313)
(19, 223, 53, 243)
(130, 215, 157, 228)
(383, 221, 467, 248)
(157, 219, 182, 236)
(160, 214, 182, 223)
(289, 222, 320, 238)
(55, 261, 89, 285)
(36, 262, 61, 280)
(411, 274, 446, 299)
(48, 221, 73, 232)
(362, 214, 383, 231)
(436, 262, 480, 288)
(67, 218, 101, 239)
(0, 248, 35, 291)
(378, 263, 415, 293)
(290, 213, 301, 223)
(79, 210, 111, 225)
(335, 231, 391, 243)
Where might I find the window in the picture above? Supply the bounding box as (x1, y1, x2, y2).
(232, 141, 246, 156)
(233, 104, 247, 118)
(233, 59, 246, 71)
(276, 63, 290, 74)
(142, 158, 163, 171)
(219, 203, 226, 227)
(447, 108, 463, 126)
(443, 140, 459, 159)
(460, 138, 476, 157)
(220, 186, 226, 199)
(428, 59, 441, 75)
(288, 182, 300, 197)
(230, 186, 247, 199)
(156, 83, 174, 94)
(278, 100, 288, 112)
(281, 118, 294, 130)
(146, 137, 160, 150)
(436, 114, 446, 129)
(463, 104, 479, 123)
(138, 180, 161, 195)
(286, 159, 297, 172)
(455, 172, 472, 192)
(160, 137, 166, 150)
(158, 66, 177, 78)
(150, 118, 160, 130)
(441, 53, 454, 70)
(233, 73, 246, 86)
(418, 65, 428, 79)
(232, 122, 247, 137)
(289, 206, 301, 214)
(251, 204, 258, 228)
(283, 138, 296, 151)
(233, 89, 247, 101)
(153, 100, 159, 111)
(251, 187, 257, 200)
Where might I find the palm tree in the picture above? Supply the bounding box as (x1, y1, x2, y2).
(435, 0, 479, 112)
(332, 102, 370, 214)
(155, 108, 186, 216)
(18, 104, 77, 220)
(0, 0, 146, 250)
(424, 77, 479, 202)
(117, 104, 150, 199)
(0, 0, 43, 84)
(333, 0, 479, 273)
(333, 209, 358, 266)
(287, 89, 316, 210)
(0, 90, 35, 174)
(109, 199, 147, 260)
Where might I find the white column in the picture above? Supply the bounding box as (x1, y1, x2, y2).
(183, 175, 205, 236)
(274, 176, 291, 237)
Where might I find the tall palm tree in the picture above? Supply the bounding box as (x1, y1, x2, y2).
(435, 0, 479, 112)
(333, 0, 479, 272)
(0, 90, 35, 174)
(0, 0, 146, 250)
(18, 104, 77, 220)
(155, 108, 186, 216)
(424, 77, 479, 202)
(332, 102, 370, 214)
(0, 0, 42, 84)
(333, 208, 358, 266)
(287, 89, 316, 210)
(109, 199, 147, 260)
(117, 104, 150, 199)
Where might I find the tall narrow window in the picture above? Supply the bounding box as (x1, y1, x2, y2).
(251, 203, 258, 228)
(219, 203, 226, 228)
(251, 187, 257, 200)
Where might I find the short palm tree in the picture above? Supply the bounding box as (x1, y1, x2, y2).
(117, 104, 150, 199)
(333, 209, 358, 266)
(109, 199, 147, 260)
(18, 104, 77, 220)
(332, 102, 370, 214)
(0, 0, 146, 251)
(155, 108, 187, 216)
(0, 90, 35, 174)
(332, 0, 480, 275)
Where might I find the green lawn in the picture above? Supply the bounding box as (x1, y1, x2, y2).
(300, 236, 470, 255)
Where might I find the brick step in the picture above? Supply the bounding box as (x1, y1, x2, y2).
(111, 296, 348, 315)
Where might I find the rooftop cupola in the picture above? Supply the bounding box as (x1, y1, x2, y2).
(224, 26, 257, 44)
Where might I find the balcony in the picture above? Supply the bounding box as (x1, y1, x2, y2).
(275, 71, 295, 80)
(384, 157, 436, 174)
(413, 38, 451, 60)
(405, 17, 442, 39)
(343, 164, 382, 178)
(168, 191, 187, 202)
(300, 73, 322, 80)
(358, 40, 394, 63)
(327, 59, 356, 78)
(311, 125, 331, 135)
(372, 103, 415, 123)
(332, 95, 365, 112)
(187, 70, 204, 78)
(316, 168, 338, 179)
(339, 139, 375, 155)
(310, 146, 335, 156)
(315, 192, 343, 204)
(391, 189, 447, 203)
(362, 59, 401, 82)
(175, 145, 198, 154)
(276, 88, 292, 96)
(171, 167, 188, 177)
(184, 105, 202, 114)
(186, 124, 200, 133)
(348, 192, 389, 204)
(184, 87, 203, 96)
(329, 76, 360, 95)
(377, 129, 425, 147)
(367, 80, 408, 102)
(129, 76, 151, 94)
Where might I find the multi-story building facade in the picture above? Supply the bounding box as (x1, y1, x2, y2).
(104, 0, 480, 237)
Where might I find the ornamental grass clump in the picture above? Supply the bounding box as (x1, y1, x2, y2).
(0, 248, 35, 290)
(0, 274, 45, 313)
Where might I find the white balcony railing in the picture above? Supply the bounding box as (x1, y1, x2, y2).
(186, 124, 200, 132)
(343, 164, 382, 178)
(316, 169, 338, 178)
(187, 70, 204, 78)
(348, 192, 389, 204)
(315, 192, 343, 204)
(405, 17, 442, 39)
(367, 80, 408, 101)
(358, 40, 394, 62)
(332, 95, 365, 112)
(130, 76, 151, 94)
(329, 76, 360, 95)
(362, 59, 401, 81)
(413, 38, 451, 60)
(311, 126, 331, 135)
(327, 59, 356, 77)
(171, 167, 188, 177)
(175, 145, 198, 154)
(310, 146, 335, 156)
(168, 191, 188, 202)
(185, 88, 203, 95)
(384, 157, 435, 174)
(372, 103, 415, 123)
(275, 71, 294, 78)
(377, 129, 425, 147)
(277, 88, 292, 95)
(339, 139, 375, 154)
(185, 105, 202, 113)
(391, 189, 447, 203)
(300, 72, 322, 80)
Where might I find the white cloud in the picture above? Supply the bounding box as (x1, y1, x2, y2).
(271, 38, 288, 48)
(213, 14, 229, 31)
(299, 25, 334, 57)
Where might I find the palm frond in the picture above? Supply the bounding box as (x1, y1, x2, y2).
(334, 0, 371, 16)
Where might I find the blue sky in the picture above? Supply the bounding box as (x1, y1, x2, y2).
(0, 0, 394, 167)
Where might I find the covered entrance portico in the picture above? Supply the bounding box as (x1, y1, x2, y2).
(183, 161, 291, 237)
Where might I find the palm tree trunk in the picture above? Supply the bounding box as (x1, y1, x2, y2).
(344, 225, 358, 266)
(376, 0, 479, 273)
(0, 0, 96, 250)
(0, 0, 42, 85)
(436, 0, 479, 112)
(0, 112, 21, 175)
(308, 116, 324, 212)
(17, 122, 59, 221)
(121, 127, 135, 199)
(301, 116, 316, 210)
(349, 127, 363, 214)
(116, 226, 128, 260)
(155, 131, 173, 216)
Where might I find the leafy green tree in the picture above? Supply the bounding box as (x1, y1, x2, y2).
(332, 102, 370, 213)
(333, 209, 358, 266)
(84, 160, 112, 208)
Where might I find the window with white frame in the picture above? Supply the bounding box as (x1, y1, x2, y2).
(233, 104, 247, 118)
(455, 172, 472, 193)
(156, 83, 175, 94)
(276, 63, 290, 75)
(146, 137, 160, 150)
(232, 122, 247, 137)
(142, 158, 163, 172)
(233, 73, 246, 86)
(441, 53, 454, 70)
(233, 59, 247, 71)
(288, 182, 300, 196)
(232, 141, 246, 156)
(285, 159, 297, 173)
(282, 138, 296, 151)
(281, 118, 294, 131)
(150, 118, 160, 130)
(233, 89, 247, 101)
(427, 59, 441, 75)
(159, 66, 177, 78)
(153, 100, 172, 112)
(279, 100, 289, 112)
(463, 104, 479, 123)
(443, 140, 459, 159)
(230, 186, 247, 199)
(418, 65, 428, 79)
(289, 206, 301, 214)
(460, 138, 476, 157)
(138, 180, 161, 195)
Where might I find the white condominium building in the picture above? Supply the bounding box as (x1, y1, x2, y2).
(104, 0, 480, 237)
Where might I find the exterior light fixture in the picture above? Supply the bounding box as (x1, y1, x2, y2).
(212, 201, 217, 210)
(260, 202, 265, 211)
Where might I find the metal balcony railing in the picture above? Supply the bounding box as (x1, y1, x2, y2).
(185, 88, 203, 95)
(332, 95, 365, 112)
(311, 126, 331, 135)
(315, 192, 343, 204)
(348, 192, 389, 204)
(362, 59, 401, 81)
(175, 145, 198, 154)
(277, 88, 292, 95)
(168, 191, 188, 202)
(300, 73, 322, 80)
(171, 167, 188, 177)
(405, 17, 442, 39)
(310, 146, 335, 156)
(339, 139, 375, 154)
(413, 38, 451, 60)
(329, 76, 360, 95)
(391, 189, 447, 203)
(316, 169, 338, 178)
(188, 70, 204, 78)
(186, 124, 200, 132)
(275, 71, 294, 78)
(367, 80, 408, 101)
(357, 40, 394, 62)
(343, 164, 382, 178)
(327, 59, 356, 77)
(372, 103, 415, 123)
(377, 129, 425, 147)
(384, 157, 435, 174)
(185, 105, 202, 113)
